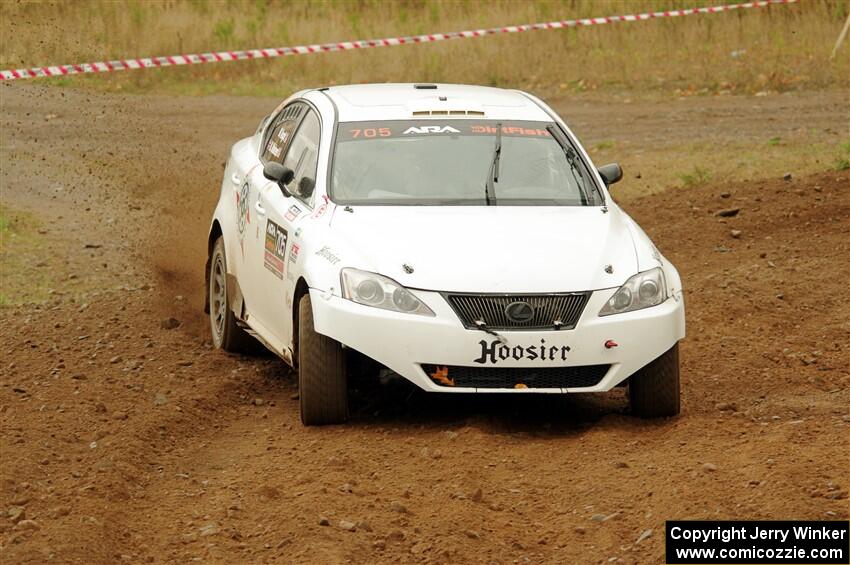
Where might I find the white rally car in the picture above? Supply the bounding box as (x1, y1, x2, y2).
(205, 83, 685, 425)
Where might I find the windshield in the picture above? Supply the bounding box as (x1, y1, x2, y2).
(330, 120, 602, 206)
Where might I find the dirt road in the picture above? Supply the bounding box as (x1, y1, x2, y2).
(1, 84, 848, 564)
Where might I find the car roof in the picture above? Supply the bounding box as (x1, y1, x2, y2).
(316, 83, 552, 123)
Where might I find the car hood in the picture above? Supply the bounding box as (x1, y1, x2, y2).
(330, 206, 637, 293)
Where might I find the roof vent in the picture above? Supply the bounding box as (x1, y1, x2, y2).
(412, 109, 485, 117)
(413, 84, 438, 90)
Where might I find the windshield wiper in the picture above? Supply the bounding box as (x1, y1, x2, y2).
(483, 122, 502, 206)
(546, 124, 597, 206)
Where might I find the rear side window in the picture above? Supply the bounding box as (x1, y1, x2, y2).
(261, 103, 306, 164)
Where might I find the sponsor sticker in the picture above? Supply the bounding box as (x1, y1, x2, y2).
(651, 244, 662, 262)
(402, 125, 461, 135)
(473, 339, 570, 365)
(311, 195, 330, 219)
(263, 220, 288, 279)
(236, 182, 250, 235)
(315, 245, 341, 265)
(288, 243, 300, 264)
(469, 124, 550, 137)
(235, 181, 251, 257)
(284, 204, 301, 222)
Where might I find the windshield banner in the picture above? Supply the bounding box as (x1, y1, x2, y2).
(337, 121, 554, 142)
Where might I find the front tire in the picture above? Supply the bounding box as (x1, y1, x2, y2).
(298, 293, 348, 425)
(209, 237, 254, 353)
(628, 343, 681, 418)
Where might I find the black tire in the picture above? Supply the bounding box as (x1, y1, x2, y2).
(628, 343, 681, 418)
(298, 293, 348, 425)
(209, 237, 254, 353)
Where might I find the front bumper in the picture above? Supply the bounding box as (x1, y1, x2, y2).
(310, 287, 685, 393)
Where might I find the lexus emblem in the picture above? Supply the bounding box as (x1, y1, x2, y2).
(505, 301, 534, 323)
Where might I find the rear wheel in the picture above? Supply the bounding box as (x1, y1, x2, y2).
(209, 237, 254, 353)
(298, 294, 348, 425)
(628, 343, 681, 418)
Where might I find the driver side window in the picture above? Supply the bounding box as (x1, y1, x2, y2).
(282, 110, 321, 206)
(261, 103, 306, 164)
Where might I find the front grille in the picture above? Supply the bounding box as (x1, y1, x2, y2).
(421, 364, 610, 389)
(445, 293, 590, 331)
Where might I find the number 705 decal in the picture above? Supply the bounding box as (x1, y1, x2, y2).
(349, 127, 391, 138)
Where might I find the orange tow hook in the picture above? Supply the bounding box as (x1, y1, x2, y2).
(604, 340, 618, 349)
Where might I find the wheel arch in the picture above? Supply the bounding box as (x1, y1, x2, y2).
(204, 219, 224, 314)
(290, 276, 312, 368)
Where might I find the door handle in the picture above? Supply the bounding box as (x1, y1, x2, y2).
(255, 199, 266, 216)
(231, 173, 241, 186)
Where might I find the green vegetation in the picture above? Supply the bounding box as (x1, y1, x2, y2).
(616, 136, 847, 199)
(0, 211, 9, 235)
(833, 140, 850, 171)
(1, 199, 128, 306)
(212, 18, 236, 44)
(0, 210, 7, 306)
(679, 165, 712, 187)
(1, 206, 42, 304)
(0, 205, 59, 305)
(1, 0, 846, 98)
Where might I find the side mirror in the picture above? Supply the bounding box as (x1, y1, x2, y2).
(263, 161, 295, 188)
(598, 163, 623, 186)
(298, 176, 315, 198)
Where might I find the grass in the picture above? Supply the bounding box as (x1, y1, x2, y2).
(679, 165, 712, 187)
(0, 209, 7, 306)
(1, 0, 847, 98)
(834, 140, 850, 171)
(0, 205, 44, 304)
(607, 137, 849, 198)
(0, 205, 67, 305)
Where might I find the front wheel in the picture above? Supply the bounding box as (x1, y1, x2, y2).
(298, 293, 348, 425)
(628, 343, 681, 418)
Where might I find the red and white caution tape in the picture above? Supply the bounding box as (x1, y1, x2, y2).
(0, 0, 797, 81)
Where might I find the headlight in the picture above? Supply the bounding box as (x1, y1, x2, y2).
(599, 267, 667, 316)
(341, 268, 434, 316)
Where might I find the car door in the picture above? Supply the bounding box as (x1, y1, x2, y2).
(227, 144, 262, 281)
(244, 104, 321, 349)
